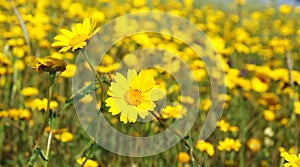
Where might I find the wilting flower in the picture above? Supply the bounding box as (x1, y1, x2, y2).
(32, 57, 67, 74)
(105, 69, 164, 124)
(280, 151, 300, 167)
(51, 18, 100, 52)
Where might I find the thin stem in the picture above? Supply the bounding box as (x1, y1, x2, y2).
(82, 49, 104, 142)
(43, 72, 55, 166)
(239, 97, 246, 167)
(149, 111, 202, 166)
(82, 49, 104, 102)
(285, 50, 299, 153)
(26, 72, 56, 167)
(8, 0, 32, 55)
(44, 130, 52, 166)
(33, 73, 55, 149)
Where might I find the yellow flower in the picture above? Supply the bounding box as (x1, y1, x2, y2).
(51, 18, 100, 52)
(246, 138, 261, 153)
(54, 131, 74, 143)
(217, 119, 238, 132)
(279, 4, 292, 15)
(251, 74, 270, 93)
(105, 69, 164, 124)
(177, 152, 190, 163)
(76, 157, 98, 167)
(195, 140, 215, 156)
(218, 137, 241, 152)
(280, 152, 300, 167)
(161, 104, 187, 119)
(32, 57, 67, 74)
(200, 98, 211, 112)
(20, 87, 39, 96)
(60, 63, 76, 78)
(25, 98, 58, 111)
(7, 108, 31, 120)
(263, 110, 275, 121)
(15, 60, 24, 70)
(294, 101, 300, 116)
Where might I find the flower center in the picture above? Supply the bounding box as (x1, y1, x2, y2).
(124, 88, 143, 106)
(69, 34, 89, 47)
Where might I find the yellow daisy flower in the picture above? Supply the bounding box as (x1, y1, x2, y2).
(280, 151, 300, 167)
(105, 69, 164, 124)
(51, 18, 100, 52)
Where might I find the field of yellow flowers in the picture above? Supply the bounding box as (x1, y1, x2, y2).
(1, 0, 300, 166)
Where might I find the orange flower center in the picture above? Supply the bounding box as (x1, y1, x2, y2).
(69, 34, 89, 47)
(124, 88, 143, 106)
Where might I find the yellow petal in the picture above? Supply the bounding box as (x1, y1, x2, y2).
(120, 113, 128, 124)
(54, 34, 71, 41)
(51, 41, 69, 47)
(127, 108, 138, 123)
(127, 69, 137, 82)
(111, 82, 126, 97)
(114, 72, 129, 90)
(82, 18, 91, 34)
(60, 29, 74, 38)
(59, 46, 72, 52)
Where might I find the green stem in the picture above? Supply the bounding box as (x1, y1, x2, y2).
(26, 72, 56, 167)
(43, 72, 55, 167)
(239, 92, 246, 167)
(82, 49, 104, 142)
(149, 111, 202, 166)
(285, 50, 299, 153)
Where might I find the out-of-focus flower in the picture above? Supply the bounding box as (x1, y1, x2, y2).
(161, 104, 187, 119)
(25, 98, 58, 111)
(200, 98, 211, 112)
(218, 137, 241, 152)
(217, 119, 239, 132)
(251, 74, 270, 93)
(178, 96, 195, 104)
(51, 18, 100, 52)
(280, 151, 300, 167)
(76, 157, 98, 167)
(14, 60, 24, 70)
(264, 127, 274, 137)
(20, 87, 39, 96)
(105, 69, 164, 124)
(263, 110, 275, 121)
(258, 93, 279, 110)
(195, 140, 215, 156)
(246, 138, 261, 153)
(32, 57, 67, 74)
(6, 108, 31, 120)
(60, 63, 76, 78)
(54, 131, 74, 143)
(279, 4, 292, 15)
(294, 101, 300, 116)
(177, 152, 190, 163)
